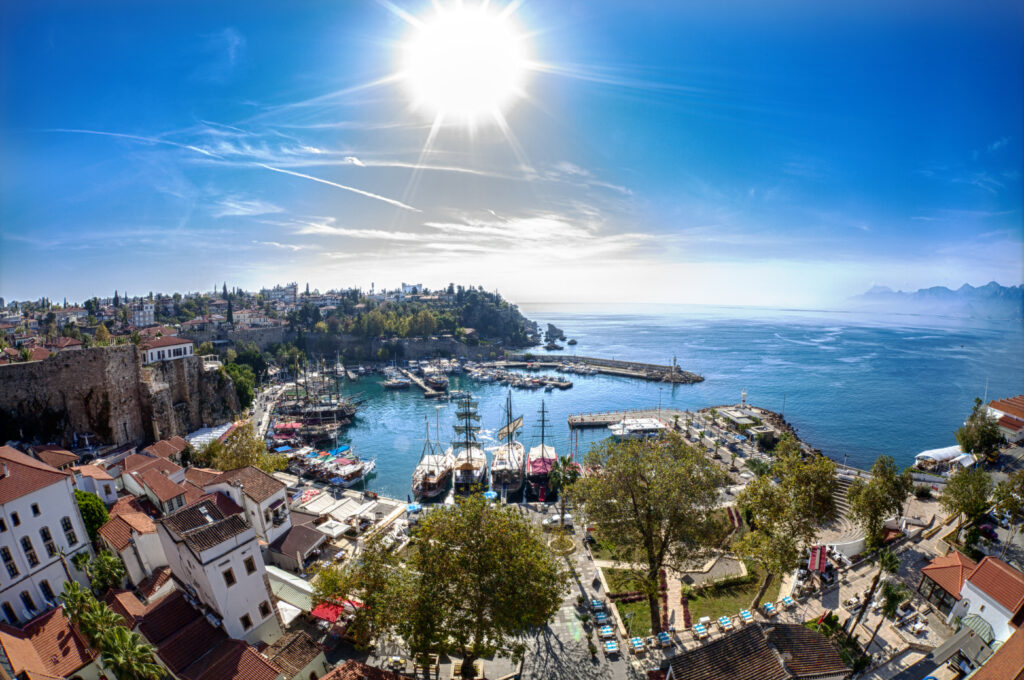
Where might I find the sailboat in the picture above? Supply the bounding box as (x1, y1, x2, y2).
(450, 396, 488, 494)
(526, 400, 558, 501)
(412, 419, 454, 500)
(489, 390, 525, 500)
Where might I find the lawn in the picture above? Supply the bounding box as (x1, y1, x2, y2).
(603, 568, 653, 636)
(589, 511, 742, 562)
(686, 564, 781, 622)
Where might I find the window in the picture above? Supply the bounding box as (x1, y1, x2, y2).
(1, 547, 18, 578)
(244, 557, 256, 575)
(40, 528, 56, 557)
(11, 513, 19, 527)
(20, 537, 38, 568)
(40, 580, 54, 602)
(240, 614, 252, 630)
(61, 516, 78, 546)
(104, 485, 112, 496)
(19, 592, 35, 614)
(30, 504, 40, 517)
(259, 601, 271, 618)
(223, 568, 236, 587)
(2, 602, 16, 624)
(0, 518, 6, 532)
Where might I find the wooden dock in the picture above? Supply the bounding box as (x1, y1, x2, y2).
(568, 407, 693, 429)
(398, 368, 443, 399)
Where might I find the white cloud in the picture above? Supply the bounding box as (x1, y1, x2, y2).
(252, 240, 306, 251)
(213, 196, 283, 218)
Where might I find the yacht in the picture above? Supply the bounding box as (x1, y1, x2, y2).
(526, 401, 558, 501)
(450, 396, 488, 494)
(489, 391, 525, 499)
(412, 420, 454, 500)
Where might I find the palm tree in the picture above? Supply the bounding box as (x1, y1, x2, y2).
(865, 580, 909, 652)
(849, 548, 900, 634)
(79, 601, 126, 649)
(57, 580, 92, 626)
(99, 627, 164, 680)
(90, 551, 127, 595)
(549, 455, 581, 532)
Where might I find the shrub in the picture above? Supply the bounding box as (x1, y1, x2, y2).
(914, 484, 932, 500)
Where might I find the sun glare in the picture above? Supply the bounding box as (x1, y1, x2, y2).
(401, 4, 529, 125)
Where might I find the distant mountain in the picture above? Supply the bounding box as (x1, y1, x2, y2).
(848, 281, 1023, 320)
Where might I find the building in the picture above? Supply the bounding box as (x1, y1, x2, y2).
(98, 511, 168, 587)
(401, 282, 422, 296)
(261, 283, 298, 305)
(43, 336, 83, 352)
(140, 336, 194, 364)
(131, 301, 155, 327)
(662, 623, 850, 680)
(27, 444, 79, 471)
(0, 446, 92, 625)
(969, 625, 1024, 679)
(142, 436, 189, 464)
(264, 630, 330, 680)
(156, 499, 281, 644)
(122, 455, 190, 515)
(321, 659, 413, 680)
(988, 395, 1024, 443)
(71, 464, 118, 504)
(0, 607, 100, 679)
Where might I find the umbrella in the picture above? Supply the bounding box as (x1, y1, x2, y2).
(406, 503, 423, 513)
(483, 491, 498, 500)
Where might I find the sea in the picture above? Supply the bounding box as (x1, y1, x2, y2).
(333, 304, 1024, 501)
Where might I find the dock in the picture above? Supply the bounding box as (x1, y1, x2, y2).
(568, 407, 692, 429)
(503, 353, 703, 384)
(398, 368, 443, 399)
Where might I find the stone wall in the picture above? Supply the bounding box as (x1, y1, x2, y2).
(0, 345, 238, 447)
(179, 325, 287, 350)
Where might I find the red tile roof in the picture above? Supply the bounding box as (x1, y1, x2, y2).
(30, 445, 79, 469)
(0, 446, 70, 503)
(664, 624, 790, 680)
(98, 512, 157, 550)
(999, 415, 1024, 432)
(157, 616, 228, 674)
(104, 589, 153, 628)
(265, 631, 323, 678)
(322, 660, 412, 680)
(0, 608, 96, 679)
(991, 395, 1024, 422)
(207, 466, 285, 503)
(181, 639, 282, 680)
(185, 467, 222, 486)
(44, 336, 82, 349)
(137, 566, 173, 600)
(967, 557, 1024, 614)
(766, 623, 850, 677)
(123, 454, 182, 476)
(144, 440, 180, 459)
(922, 551, 977, 600)
(971, 625, 1024, 680)
(135, 469, 187, 503)
(138, 590, 200, 643)
(72, 464, 113, 481)
(142, 336, 194, 350)
(109, 495, 146, 517)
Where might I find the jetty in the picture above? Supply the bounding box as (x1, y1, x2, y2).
(398, 368, 443, 399)
(568, 407, 691, 429)
(503, 353, 702, 384)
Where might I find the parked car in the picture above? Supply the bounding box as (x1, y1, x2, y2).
(977, 524, 999, 541)
(542, 514, 573, 528)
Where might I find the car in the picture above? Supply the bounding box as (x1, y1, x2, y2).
(542, 514, 573, 528)
(977, 524, 999, 541)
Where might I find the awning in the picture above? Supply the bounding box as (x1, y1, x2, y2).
(483, 491, 498, 500)
(311, 603, 345, 623)
(275, 422, 303, 429)
(915, 445, 963, 463)
(278, 601, 302, 627)
(406, 503, 422, 513)
(951, 453, 977, 468)
(330, 445, 350, 454)
(808, 545, 827, 573)
(274, 446, 292, 452)
(961, 614, 994, 644)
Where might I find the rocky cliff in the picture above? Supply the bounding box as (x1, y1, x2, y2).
(0, 345, 239, 447)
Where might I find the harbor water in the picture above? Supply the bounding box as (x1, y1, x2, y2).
(335, 304, 1024, 500)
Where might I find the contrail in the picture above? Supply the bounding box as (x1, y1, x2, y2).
(257, 164, 420, 212)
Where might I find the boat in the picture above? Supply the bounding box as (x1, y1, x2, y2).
(424, 373, 449, 391)
(329, 450, 377, 488)
(608, 417, 668, 440)
(489, 391, 525, 500)
(412, 420, 455, 500)
(450, 396, 488, 494)
(526, 401, 558, 501)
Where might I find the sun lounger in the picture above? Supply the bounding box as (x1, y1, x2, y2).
(630, 637, 644, 653)
(595, 612, 608, 624)
(782, 596, 795, 609)
(718, 616, 734, 630)
(604, 640, 619, 656)
(591, 599, 605, 611)
(693, 623, 709, 639)
(599, 625, 615, 639)
(763, 602, 777, 617)
(658, 631, 672, 648)
(740, 609, 754, 624)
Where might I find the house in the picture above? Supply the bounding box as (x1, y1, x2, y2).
(141, 335, 194, 364)
(265, 630, 331, 680)
(156, 499, 282, 644)
(0, 446, 93, 625)
(138, 324, 179, 340)
(203, 466, 326, 572)
(43, 336, 83, 352)
(98, 511, 168, 587)
(662, 623, 850, 680)
(54, 307, 88, 326)
(988, 395, 1024, 443)
(131, 301, 155, 327)
(71, 464, 118, 504)
(968, 625, 1024, 679)
(0, 607, 100, 679)
(27, 444, 79, 471)
(142, 436, 188, 464)
(122, 456, 190, 515)
(135, 588, 284, 680)
(919, 552, 1024, 645)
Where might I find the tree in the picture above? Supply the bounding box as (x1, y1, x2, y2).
(113, 290, 120, 307)
(865, 580, 909, 652)
(198, 341, 215, 356)
(94, 323, 111, 345)
(570, 433, 727, 633)
(335, 496, 566, 675)
(88, 551, 127, 595)
(223, 362, 255, 409)
(956, 398, 1005, 463)
(74, 490, 109, 542)
(994, 470, 1024, 559)
(734, 434, 836, 609)
(99, 626, 164, 680)
(227, 297, 234, 324)
(849, 548, 900, 634)
(847, 456, 914, 550)
(79, 599, 126, 648)
(57, 580, 92, 626)
(209, 422, 287, 473)
(940, 467, 993, 540)
(549, 455, 580, 533)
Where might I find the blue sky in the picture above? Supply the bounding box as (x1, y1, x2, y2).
(1, 0, 1021, 305)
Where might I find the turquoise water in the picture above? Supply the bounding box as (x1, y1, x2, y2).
(336, 304, 1024, 500)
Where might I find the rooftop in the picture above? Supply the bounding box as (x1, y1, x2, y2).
(136, 468, 188, 502)
(160, 499, 251, 554)
(0, 445, 70, 504)
(970, 625, 1024, 680)
(98, 511, 157, 550)
(990, 395, 1024, 422)
(922, 551, 978, 600)
(208, 466, 286, 503)
(0, 608, 96, 679)
(322, 659, 412, 680)
(269, 524, 327, 560)
(141, 335, 194, 350)
(264, 630, 323, 677)
(29, 445, 79, 468)
(966, 556, 1024, 614)
(72, 463, 113, 481)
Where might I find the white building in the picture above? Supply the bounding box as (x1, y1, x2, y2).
(156, 498, 281, 644)
(987, 395, 1024, 443)
(0, 446, 92, 625)
(948, 556, 1024, 644)
(260, 283, 298, 305)
(140, 336, 194, 365)
(131, 302, 155, 327)
(202, 467, 291, 546)
(98, 511, 167, 587)
(71, 464, 118, 504)
(121, 454, 189, 514)
(401, 282, 423, 295)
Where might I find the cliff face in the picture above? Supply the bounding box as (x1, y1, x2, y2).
(0, 345, 238, 447)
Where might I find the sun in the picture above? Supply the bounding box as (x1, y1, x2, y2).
(400, 3, 529, 126)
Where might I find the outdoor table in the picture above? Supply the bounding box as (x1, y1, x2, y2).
(693, 623, 708, 638)
(763, 602, 777, 616)
(658, 631, 672, 647)
(782, 596, 795, 609)
(604, 640, 619, 655)
(631, 637, 644, 652)
(599, 625, 614, 639)
(911, 621, 926, 635)
(591, 599, 604, 611)
(740, 610, 754, 624)
(718, 616, 733, 630)
(698, 616, 712, 626)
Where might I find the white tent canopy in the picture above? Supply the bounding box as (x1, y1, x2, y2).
(951, 453, 977, 468)
(915, 444, 963, 464)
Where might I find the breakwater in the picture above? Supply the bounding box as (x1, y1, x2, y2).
(503, 353, 703, 383)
